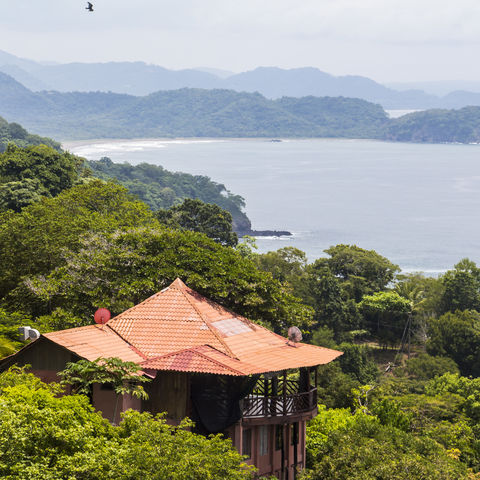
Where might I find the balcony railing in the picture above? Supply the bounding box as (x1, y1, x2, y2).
(242, 387, 317, 419)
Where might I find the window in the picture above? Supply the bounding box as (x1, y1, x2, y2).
(242, 428, 252, 458)
(275, 425, 283, 451)
(291, 422, 299, 445)
(259, 425, 269, 456)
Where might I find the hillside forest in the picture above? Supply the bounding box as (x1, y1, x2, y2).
(2, 71, 480, 143)
(1, 131, 480, 479)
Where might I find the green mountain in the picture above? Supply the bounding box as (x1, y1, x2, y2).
(384, 107, 480, 143)
(2, 72, 480, 143)
(0, 72, 389, 140)
(0, 116, 61, 152)
(86, 157, 252, 233)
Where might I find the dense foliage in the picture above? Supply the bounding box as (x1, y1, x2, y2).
(156, 198, 238, 246)
(0, 367, 254, 480)
(2, 143, 480, 477)
(3, 72, 480, 143)
(385, 106, 480, 143)
(0, 115, 61, 152)
(0, 144, 87, 211)
(303, 405, 475, 480)
(88, 157, 251, 233)
(12, 226, 311, 331)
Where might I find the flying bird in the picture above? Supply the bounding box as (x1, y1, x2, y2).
(86, 2, 94, 11)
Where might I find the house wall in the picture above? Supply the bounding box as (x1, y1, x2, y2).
(0, 339, 143, 425)
(92, 384, 142, 424)
(0, 337, 74, 383)
(142, 371, 189, 422)
(228, 419, 307, 479)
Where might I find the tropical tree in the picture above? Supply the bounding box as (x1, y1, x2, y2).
(359, 291, 412, 347)
(314, 244, 399, 301)
(59, 357, 149, 423)
(0, 180, 154, 298)
(12, 226, 313, 332)
(0, 144, 87, 212)
(0, 366, 254, 480)
(440, 259, 480, 313)
(427, 310, 480, 377)
(156, 198, 238, 246)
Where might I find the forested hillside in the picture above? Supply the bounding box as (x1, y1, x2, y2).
(1, 145, 480, 477)
(87, 157, 252, 233)
(385, 106, 480, 143)
(3, 49, 480, 109)
(0, 72, 389, 139)
(0, 116, 61, 152)
(1, 71, 479, 143)
(0, 119, 254, 232)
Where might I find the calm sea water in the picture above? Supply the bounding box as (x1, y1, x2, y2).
(67, 138, 480, 275)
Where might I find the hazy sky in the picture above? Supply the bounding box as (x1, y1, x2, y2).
(1, 0, 480, 82)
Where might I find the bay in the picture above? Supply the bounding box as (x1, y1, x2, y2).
(67, 138, 480, 275)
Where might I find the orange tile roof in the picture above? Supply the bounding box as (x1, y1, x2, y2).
(43, 325, 144, 363)
(142, 346, 251, 376)
(40, 278, 342, 376)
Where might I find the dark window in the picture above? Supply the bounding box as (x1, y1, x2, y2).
(275, 425, 283, 451)
(242, 428, 252, 458)
(259, 425, 269, 456)
(291, 422, 299, 445)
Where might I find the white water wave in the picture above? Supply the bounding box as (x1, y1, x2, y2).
(70, 139, 226, 158)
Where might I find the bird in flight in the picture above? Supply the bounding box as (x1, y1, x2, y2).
(86, 2, 94, 11)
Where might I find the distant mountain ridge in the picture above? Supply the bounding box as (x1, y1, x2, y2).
(1, 71, 480, 144)
(1, 50, 480, 110)
(0, 71, 390, 140)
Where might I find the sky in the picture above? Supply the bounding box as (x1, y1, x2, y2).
(1, 0, 480, 83)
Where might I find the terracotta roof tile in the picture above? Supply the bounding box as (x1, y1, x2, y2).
(40, 279, 342, 374)
(141, 346, 251, 376)
(43, 325, 144, 363)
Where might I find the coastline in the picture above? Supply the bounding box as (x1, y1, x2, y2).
(61, 137, 380, 151)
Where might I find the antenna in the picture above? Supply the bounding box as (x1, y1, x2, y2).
(94, 308, 111, 325)
(287, 326, 302, 346)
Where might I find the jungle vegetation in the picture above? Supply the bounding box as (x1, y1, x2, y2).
(1, 143, 480, 479)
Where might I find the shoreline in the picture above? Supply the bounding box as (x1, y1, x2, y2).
(62, 137, 384, 151)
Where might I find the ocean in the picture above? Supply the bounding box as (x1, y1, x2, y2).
(66, 138, 480, 275)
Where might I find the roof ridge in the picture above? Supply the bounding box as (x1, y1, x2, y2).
(108, 289, 165, 322)
(142, 345, 247, 376)
(173, 282, 237, 359)
(177, 280, 257, 330)
(104, 324, 149, 360)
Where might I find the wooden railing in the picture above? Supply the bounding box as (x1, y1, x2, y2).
(242, 387, 317, 418)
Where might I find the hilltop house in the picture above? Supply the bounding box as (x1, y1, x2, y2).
(1, 278, 342, 479)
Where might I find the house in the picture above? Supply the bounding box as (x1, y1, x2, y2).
(1, 278, 342, 479)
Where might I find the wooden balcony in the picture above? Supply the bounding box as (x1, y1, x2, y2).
(242, 378, 317, 419)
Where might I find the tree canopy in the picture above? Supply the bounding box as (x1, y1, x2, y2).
(314, 244, 399, 301)
(0, 180, 154, 299)
(0, 116, 61, 153)
(0, 144, 88, 212)
(156, 198, 238, 246)
(13, 226, 312, 332)
(0, 367, 254, 480)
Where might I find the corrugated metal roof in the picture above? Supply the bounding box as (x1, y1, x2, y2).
(40, 278, 342, 375)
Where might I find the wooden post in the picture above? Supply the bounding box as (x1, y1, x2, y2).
(271, 375, 278, 416)
(282, 371, 287, 416)
(263, 375, 269, 416)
